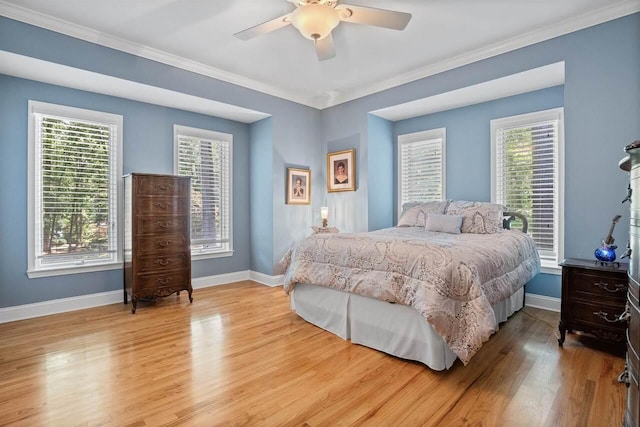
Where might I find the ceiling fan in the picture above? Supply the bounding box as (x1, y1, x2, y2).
(234, 0, 412, 61)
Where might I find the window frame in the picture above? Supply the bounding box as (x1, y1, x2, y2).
(173, 124, 234, 260)
(27, 100, 123, 278)
(490, 107, 564, 275)
(397, 128, 446, 219)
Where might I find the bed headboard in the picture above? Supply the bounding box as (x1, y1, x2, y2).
(503, 211, 529, 233)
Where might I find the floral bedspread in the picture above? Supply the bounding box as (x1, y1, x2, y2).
(281, 227, 540, 365)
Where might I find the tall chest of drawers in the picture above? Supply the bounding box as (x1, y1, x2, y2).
(622, 141, 640, 427)
(124, 173, 193, 313)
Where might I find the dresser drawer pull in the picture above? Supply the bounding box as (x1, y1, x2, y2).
(157, 240, 172, 247)
(593, 281, 626, 293)
(155, 221, 172, 228)
(156, 184, 172, 191)
(155, 258, 170, 266)
(618, 303, 631, 322)
(153, 202, 171, 210)
(156, 277, 170, 285)
(593, 310, 627, 323)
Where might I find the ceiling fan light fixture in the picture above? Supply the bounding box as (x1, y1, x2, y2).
(291, 4, 340, 41)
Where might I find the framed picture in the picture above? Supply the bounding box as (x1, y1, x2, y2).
(286, 168, 311, 205)
(327, 149, 355, 192)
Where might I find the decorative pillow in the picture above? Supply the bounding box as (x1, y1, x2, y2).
(425, 213, 462, 234)
(444, 200, 505, 234)
(398, 201, 449, 227)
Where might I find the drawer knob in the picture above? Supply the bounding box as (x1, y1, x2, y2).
(156, 258, 170, 266)
(155, 221, 171, 228)
(153, 202, 171, 210)
(156, 184, 172, 191)
(157, 240, 172, 247)
(157, 277, 170, 285)
(593, 310, 627, 323)
(593, 281, 626, 293)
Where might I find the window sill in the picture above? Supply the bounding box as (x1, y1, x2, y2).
(27, 261, 122, 279)
(540, 260, 561, 275)
(192, 250, 234, 261)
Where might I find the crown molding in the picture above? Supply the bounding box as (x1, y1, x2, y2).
(320, 0, 640, 109)
(1, 0, 638, 111)
(0, 0, 320, 108)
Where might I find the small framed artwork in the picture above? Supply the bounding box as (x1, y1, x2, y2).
(286, 168, 311, 205)
(327, 149, 355, 192)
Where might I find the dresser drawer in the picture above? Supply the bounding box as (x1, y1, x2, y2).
(136, 196, 189, 215)
(135, 234, 189, 254)
(566, 268, 628, 301)
(566, 299, 626, 333)
(135, 216, 189, 235)
(136, 175, 190, 197)
(136, 270, 191, 291)
(135, 252, 189, 273)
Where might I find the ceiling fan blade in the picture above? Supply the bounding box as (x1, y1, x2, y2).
(315, 33, 336, 61)
(337, 4, 411, 30)
(234, 14, 292, 41)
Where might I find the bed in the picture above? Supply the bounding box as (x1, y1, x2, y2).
(280, 201, 541, 370)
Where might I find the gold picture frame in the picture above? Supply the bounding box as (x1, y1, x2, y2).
(286, 168, 311, 204)
(327, 149, 355, 192)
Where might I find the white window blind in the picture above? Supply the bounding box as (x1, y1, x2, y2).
(398, 128, 446, 210)
(28, 101, 122, 276)
(175, 126, 232, 257)
(492, 108, 563, 266)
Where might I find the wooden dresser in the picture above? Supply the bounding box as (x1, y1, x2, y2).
(623, 141, 640, 427)
(558, 258, 628, 348)
(124, 173, 193, 313)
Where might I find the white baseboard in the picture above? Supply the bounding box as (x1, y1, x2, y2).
(191, 270, 250, 289)
(0, 276, 556, 324)
(525, 293, 560, 312)
(0, 269, 282, 324)
(0, 290, 123, 324)
(250, 271, 284, 287)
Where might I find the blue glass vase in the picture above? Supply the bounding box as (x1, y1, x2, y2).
(594, 244, 617, 262)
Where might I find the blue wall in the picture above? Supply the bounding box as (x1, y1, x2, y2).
(320, 14, 640, 298)
(367, 114, 394, 231)
(0, 13, 638, 305)
(0, 75, 251, 307)
(249, 117, 273, 274)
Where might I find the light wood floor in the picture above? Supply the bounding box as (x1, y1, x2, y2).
(0, 281, 626, 426)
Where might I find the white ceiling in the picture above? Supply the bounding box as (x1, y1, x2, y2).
(1, 0, 639, 109)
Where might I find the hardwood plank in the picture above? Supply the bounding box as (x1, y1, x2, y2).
(0, 282, 627, 426)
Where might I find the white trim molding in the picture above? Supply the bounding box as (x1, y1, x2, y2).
(0, 270, 285, 323)
(0, 0, 638, 109)
(250, 271, 284, 287)
(525, 293, 561, 312)
(0, 51, 270, 124)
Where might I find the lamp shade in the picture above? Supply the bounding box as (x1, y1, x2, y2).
(320, 206, 329, 220)
(291, 4, 340, 41)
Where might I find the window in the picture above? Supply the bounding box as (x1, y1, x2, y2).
(491, 108, 564, 273)
(28, 101, 123, 277)
(174, 125, 232, 259)
(397, 128, 446, 214)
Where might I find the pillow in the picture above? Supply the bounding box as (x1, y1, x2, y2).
(398, 201, 449, 227)
(425, 213, 462, 234)
(444, 200, 505, 234)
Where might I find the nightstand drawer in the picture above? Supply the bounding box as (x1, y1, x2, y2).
(566, 299, 626, 330)
(567, 269, 628, 301)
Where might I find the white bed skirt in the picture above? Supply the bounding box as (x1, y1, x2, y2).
(291, 283, 524, 371)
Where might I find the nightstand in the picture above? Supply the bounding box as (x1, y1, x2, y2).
(558, 258, 628, 350)
(311, 226, 339, 234)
